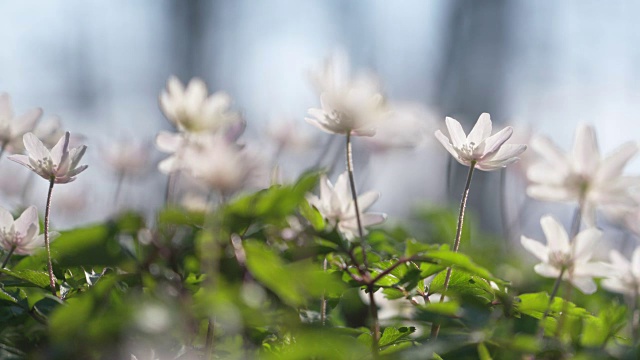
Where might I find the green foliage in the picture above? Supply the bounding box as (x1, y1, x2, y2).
(0, 174, 632, 359)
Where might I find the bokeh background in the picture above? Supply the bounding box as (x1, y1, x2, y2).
(1, 0, 639, 253)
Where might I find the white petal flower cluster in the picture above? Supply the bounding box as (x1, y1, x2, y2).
(435, 113, 527, 171)
(307, 172, 386, 240)
(159, 76, 242, 134)
(602, 248, 640, 297)
(0, 206, 58, 256)
(527, 124, 639, 226)
(8, 132, 88, 184)
(306, 53, 388, 137)
(0, 93, 42, 150)
(521, 215, 608, 294)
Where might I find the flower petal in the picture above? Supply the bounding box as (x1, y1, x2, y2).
(521, 236, 549, 262)
(570, 276, 597, 294)
(595, 141, 639, 183)
(540, 215, 570, 253)
(466, 113, 492, 146)
(444, 117, 467, 148)
(0, 207, 14, 230)
(14, 206, 38, 236)
(23, 133, 50, 161)
(480, 126, 513, 158)
(572, 124, 599, 175)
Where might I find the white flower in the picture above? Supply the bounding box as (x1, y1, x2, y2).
(0, 92, 42, 149)
(307, 172, 386, 240)
(601, 248, 640, 297)
(363, 102, 437, 152)
(306, 53, 388, 137)
(521, 215, 607, 294)
(266, 118, 315, 153)
(435, 113, 527, 171)
(527, 124, 639, 226)
(8, 132, 88, 184)
(101, 139, 151, 177)
(0, 206, 58, 256)
(159, 76, 242, 134)
(179, 135, 265, 196)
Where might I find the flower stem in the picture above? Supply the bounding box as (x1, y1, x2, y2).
(345, 133, 378, 354)
(205, 318, 215, 358)
(44, 178, 57, 297)
(1, 246, 15, 268)
(538, 205, 582, 339)
(345, 133, 368, 269)
(114, 171, 125, 207)
(431, 161, 476, 340)
(0, 142, 7, 161)
(321, 257, 328, 326)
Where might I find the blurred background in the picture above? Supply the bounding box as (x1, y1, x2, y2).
(1, 0, 639, 253)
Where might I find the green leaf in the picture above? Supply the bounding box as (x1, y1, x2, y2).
(417, 301, 461, 317)
(0, 269, 50, 288)
(0, 288, 19, 304)
(244, 240, 344, 307)
(429, 271, 494, 304)
(157, 207, 205, 227)
(477, 342, 492, 360)
(299, 200, 324, 231)
(516, 292, 592, 320)
(423, 250, 506, 285)
(379, 326, 416, 348)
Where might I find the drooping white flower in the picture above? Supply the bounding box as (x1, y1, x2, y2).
(601, 248, 640, 297)
(0, 93, 42, 150)
(101, 139, 151, 178)
(306, 53, 388, 137)
(435, 113, 527, 171)
(527, 124, 639, 227)
(179, 135, 265, 196)
(307, 172, 386, 240)
(8, 132, 88, 184)
(0, 206, 58, 256)
(159, 76, 242, 134)
(521, 215, 608, 294)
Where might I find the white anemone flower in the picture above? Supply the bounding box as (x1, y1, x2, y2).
(527, 124, 639, 227)
(0, 92, 42, 151)
(101, 140, 151, 178)
(159, 76, 242, 134)
(602, 248, 640, 297)
(521, 215, 607, 294)
(179, 136, 265, 197)
(0, 206, 58, 256)
(307, 172, 386, 240)
(306, 53, 388, 137)
(434, 113, 527, 171)
(8, 132, 88, 184)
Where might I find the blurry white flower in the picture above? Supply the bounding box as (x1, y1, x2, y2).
(527, 124, 639, 226)
(0, 206, 58, 255)
(307, 172, 386, 240)
(179, 135, 265, 196)
(101, 140, 151, 178)
(602, 248, 640, 297)
(9, 132, 88, 184)
(180, 193, 212, 213)
(266, 118, 315, 153)
(435, 113, 527, 171)
(364, 102, 437, 152)
(521, 215, 607, 294)
(159, 76, 242, 134)
(306, 53, 388, 137)
(0, 93, 42, 152)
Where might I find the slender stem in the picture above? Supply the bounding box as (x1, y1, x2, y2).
(1, 246, 15, 268)
(321, 257, 328, 326)
(205, 318, 215, 357)
(345, 133, 368, 269)
(44, 178, 57, 297)
(367, 284, 380, 358)
(370, 256, 415, 285)
(499, 168, 511, 250)
(114, 171, 125, 207)
(345, 133, 379, 354)
(431, 162, 476, 340)
(0, 142, 7, 161)
(537, 205, 582, 339)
